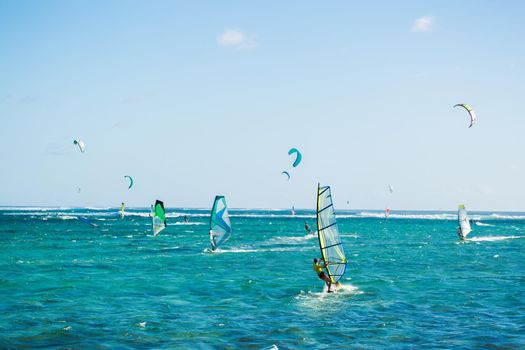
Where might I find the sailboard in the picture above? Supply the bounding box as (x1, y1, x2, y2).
(152, 200, 166, 236)
(78, 216, 98, 228)
(316, 184, 347, 291)
(209, 195, 232, 250)
(457, 204, 472, 239)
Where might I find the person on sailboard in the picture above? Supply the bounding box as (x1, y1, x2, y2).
(313, 258, 332, 291)
(305, 221, 311, 233)
(457, 226, 465, 240)
(209, 230, 218, 250)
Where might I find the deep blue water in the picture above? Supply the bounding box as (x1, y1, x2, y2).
(1, 207, 524, 349)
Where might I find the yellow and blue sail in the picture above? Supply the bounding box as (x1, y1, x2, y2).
(316, 184, 347, 283)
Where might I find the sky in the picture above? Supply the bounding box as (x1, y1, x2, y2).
(1, 1, 524, 211)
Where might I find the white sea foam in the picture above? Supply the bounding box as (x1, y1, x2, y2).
(488, 213, 525, 220)
(295, 283, 362, 309)
(160, 246, 181, 251)
(116, 212, 151, 217)
(4, 207, 525, 222)
(211, 246, 316, 254)
(340, 233, 360, 238)
(172, 222, 205, 225)
(468, 236, 524, 242)
(267, 233, 317, 245)
(166, 213, 209, 218)
(57, 215, 77, 220)
(323, 282, 361, 294)
(349, 211, 457, 220)
(229, 213, 315, 219)
(475, 222, 493, 227)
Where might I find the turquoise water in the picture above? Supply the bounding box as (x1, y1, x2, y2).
(1, 207, 524, 349)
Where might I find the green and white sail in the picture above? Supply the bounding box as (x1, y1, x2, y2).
(152, 200, 166, 236)
(209, 195, 232, 249)
(316, 184, 347, 284)
(458, 204, 471, 239)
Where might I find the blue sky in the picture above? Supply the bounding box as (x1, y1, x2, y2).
(1, 1, 524, 210)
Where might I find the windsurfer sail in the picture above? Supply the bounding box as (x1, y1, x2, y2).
(209, 195, 232, 250)
(316, 184, 347, 291)
(457, 204, 472, 240)
(152, 200, 166, 236)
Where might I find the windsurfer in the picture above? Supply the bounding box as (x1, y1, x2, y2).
(313, 258, 332, 292)
(457, 227, 464, 240)
(209, 230, 217, 250)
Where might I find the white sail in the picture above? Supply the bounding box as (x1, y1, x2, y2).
(458, 204, 471, 239)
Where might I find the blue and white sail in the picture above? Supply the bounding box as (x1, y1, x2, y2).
(209, 196, 232, 249)
(316, 184, 347, 284)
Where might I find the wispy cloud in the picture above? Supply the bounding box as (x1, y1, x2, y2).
(411, 15, 434, 32)
(217, 29, 257, 50)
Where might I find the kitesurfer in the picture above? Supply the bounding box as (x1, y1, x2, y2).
(184, 215, 189, 223)
(209, 230, 217, 250)
(305, 221, 311, 233)
(313, 258, 332, 292)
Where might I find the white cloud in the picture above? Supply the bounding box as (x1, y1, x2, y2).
(411, 15, 434, 32)
(217, 29, 257, 50)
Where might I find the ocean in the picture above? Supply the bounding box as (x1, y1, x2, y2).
(1, 207, 524, 349)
